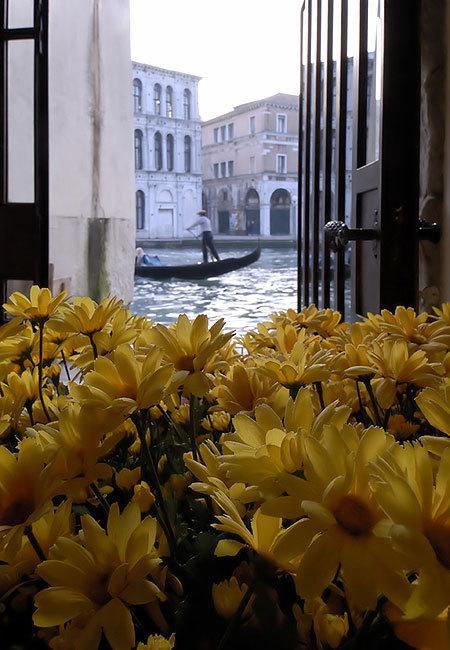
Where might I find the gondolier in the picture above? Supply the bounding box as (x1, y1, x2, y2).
(186, 210, 220, 263)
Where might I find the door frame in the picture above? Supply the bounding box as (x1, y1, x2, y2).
(297, 0, 420, 317)
(0, 0, 49, 315)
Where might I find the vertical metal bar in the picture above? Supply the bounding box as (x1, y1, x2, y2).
(0, 0, 7, 205)
(0, 0, 7, 319)
(334, 0, 347, 314)
(321, 0, 333, 308)
(355, 0, 368, 172)
(350, 0, 368, 317)
(297, 3, 305, 311)
(311, 0, 322, 305)
(302, 0, 312, 306)
(34, 0, 48, 287)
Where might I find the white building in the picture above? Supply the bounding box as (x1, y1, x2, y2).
(132, 63, 202, 241)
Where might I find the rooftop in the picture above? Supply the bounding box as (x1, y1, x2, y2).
(132, 60, 201, 81)
(203, 93, 299, 125)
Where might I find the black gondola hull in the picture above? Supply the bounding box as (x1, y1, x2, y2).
(135, 246, 261, 280)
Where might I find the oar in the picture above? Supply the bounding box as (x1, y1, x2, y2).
(186, 229, 210, 262)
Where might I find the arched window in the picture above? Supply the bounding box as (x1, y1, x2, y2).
(133, 78, 142, 112)
(136, 190, 145, 229)
(154, 83, 161, 115)
(166, 134, 174, 171)
(134, 130, 143, 170)
(154, 132, 162, 170)
(166, 86, 173, 118)
(184, 135, 191, 172)
(183, 88, 191, 119)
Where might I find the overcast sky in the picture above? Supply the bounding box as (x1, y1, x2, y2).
(130, 0, 301, 121)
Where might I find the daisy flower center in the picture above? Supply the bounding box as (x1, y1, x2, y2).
(175, 355, 195, 372)
(1, 497, 35, 526)
(333, 495, 374, 536)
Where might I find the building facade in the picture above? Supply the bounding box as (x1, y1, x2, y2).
(202, 94, 299, 238)
(133, 63, 202, 240)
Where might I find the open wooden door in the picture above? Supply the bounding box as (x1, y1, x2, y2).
(0, 0, 49, 319)
(298, 0, 435, 318)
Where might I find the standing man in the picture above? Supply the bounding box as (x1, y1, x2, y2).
(186, 210, 220, 263)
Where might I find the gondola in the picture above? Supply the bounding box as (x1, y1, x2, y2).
(135, 245, 261, 280)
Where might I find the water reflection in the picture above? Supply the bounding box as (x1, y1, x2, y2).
(131, 246, 297, 333)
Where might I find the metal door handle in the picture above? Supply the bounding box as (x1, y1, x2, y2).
(418, 218, 441, 244)
(324, 218, 441, 253)
(324, 221, 379, 253)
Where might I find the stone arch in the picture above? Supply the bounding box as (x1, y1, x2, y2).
(270, 189, 291, 235)
(158, 189, 173, 203)
(245, 188, 261, 235)
(217, 188, 232, 234)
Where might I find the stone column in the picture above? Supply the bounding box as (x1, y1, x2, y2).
(260, 202, 271, 236)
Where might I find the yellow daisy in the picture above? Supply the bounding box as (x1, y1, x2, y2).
(34, 503, 165, 650)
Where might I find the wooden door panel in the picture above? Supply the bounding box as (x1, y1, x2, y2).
(0, 0, 49, 317)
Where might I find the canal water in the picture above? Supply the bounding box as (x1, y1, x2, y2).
(131, 245, 298, 333)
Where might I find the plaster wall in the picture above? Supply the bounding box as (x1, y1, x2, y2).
(49, 0, 135, 302)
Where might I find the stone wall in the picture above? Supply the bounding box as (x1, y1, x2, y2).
(419, 0, 447, 309)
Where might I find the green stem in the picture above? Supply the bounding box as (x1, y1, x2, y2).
(90, 482, 110, 513)
(25, 401, 35, 426)
(61, 349, 71, 381)
(25, 526, 46, 562)
(88, 333, 98, 360)
(363, 378, 383, 427)
(38, 323, 51, 422)
(135, 414, 177, 554)
(355, 380, 371, 427)
(156, 404, 185, 442)
(217, 582, 255, 650)
(189, 394, 199, 461)
(314, 381, 325, 410)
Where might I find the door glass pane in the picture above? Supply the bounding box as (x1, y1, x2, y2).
(329, 0, 339, 309)
(308, 0, 317, 305)
(366, 0, 381, 163)
(330, 0, 339, 226)
(318, 0, 327, 308)
(345, 0, 358, 318)
(300, 6, 307, 304)
(8, 40, 35, 203)
(8, 1, 34, 28)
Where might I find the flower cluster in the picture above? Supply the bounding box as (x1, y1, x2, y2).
(0, 289, 448, 649)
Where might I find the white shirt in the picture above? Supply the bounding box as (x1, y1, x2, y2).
(188, 216, 212, 233)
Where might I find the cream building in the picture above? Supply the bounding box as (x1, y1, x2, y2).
(133, 63, 202, 241)
(202, 94, 299, 238)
